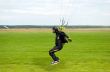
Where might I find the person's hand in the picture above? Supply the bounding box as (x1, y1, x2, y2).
(68, 38, 72, 42)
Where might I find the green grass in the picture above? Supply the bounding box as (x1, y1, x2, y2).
(0, 31, 110, 72)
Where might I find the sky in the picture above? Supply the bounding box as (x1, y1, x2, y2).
(0, 0, 110, 26)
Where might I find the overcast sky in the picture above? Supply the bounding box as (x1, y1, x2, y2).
(0, 0, 110, 26)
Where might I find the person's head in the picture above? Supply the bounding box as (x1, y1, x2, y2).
(52, 27, 59, 33)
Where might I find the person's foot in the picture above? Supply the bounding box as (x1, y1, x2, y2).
(51, 61, 59, 65)
(56, 57, 60, 61)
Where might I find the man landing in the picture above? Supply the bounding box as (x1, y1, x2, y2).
(49, 27, 72, 65)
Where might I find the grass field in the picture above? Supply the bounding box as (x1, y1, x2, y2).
(0, 28, 110, 72)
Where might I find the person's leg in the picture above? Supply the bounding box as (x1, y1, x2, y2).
(49, 46, 59, 61)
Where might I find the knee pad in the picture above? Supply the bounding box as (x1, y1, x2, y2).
(49, 50, 52, 55)
(49, 51, 54, 56)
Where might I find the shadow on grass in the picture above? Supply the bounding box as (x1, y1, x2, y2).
(32, 57, 67, 72)
(0, 57, 67, 72)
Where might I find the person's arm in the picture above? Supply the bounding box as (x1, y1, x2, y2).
(63, 32, 72, 42)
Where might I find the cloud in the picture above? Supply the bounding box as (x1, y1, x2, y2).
(0, 0, 73, 16)
(1, 8, 68, 16)
(0, 0, 110, 25)
(102, 12, 110, 16)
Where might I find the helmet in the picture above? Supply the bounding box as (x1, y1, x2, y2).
(52, 27, 58, 31)
(52, 26, 59, 32)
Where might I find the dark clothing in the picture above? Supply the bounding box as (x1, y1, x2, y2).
(49, 31, 69, 61)
(55, 31, 68, 45)
(49, 45, 63, 61)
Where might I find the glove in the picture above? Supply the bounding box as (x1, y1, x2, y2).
(68, 38, 72, 42)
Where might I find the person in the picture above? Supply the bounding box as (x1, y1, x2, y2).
(49, 27, 72, 65)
